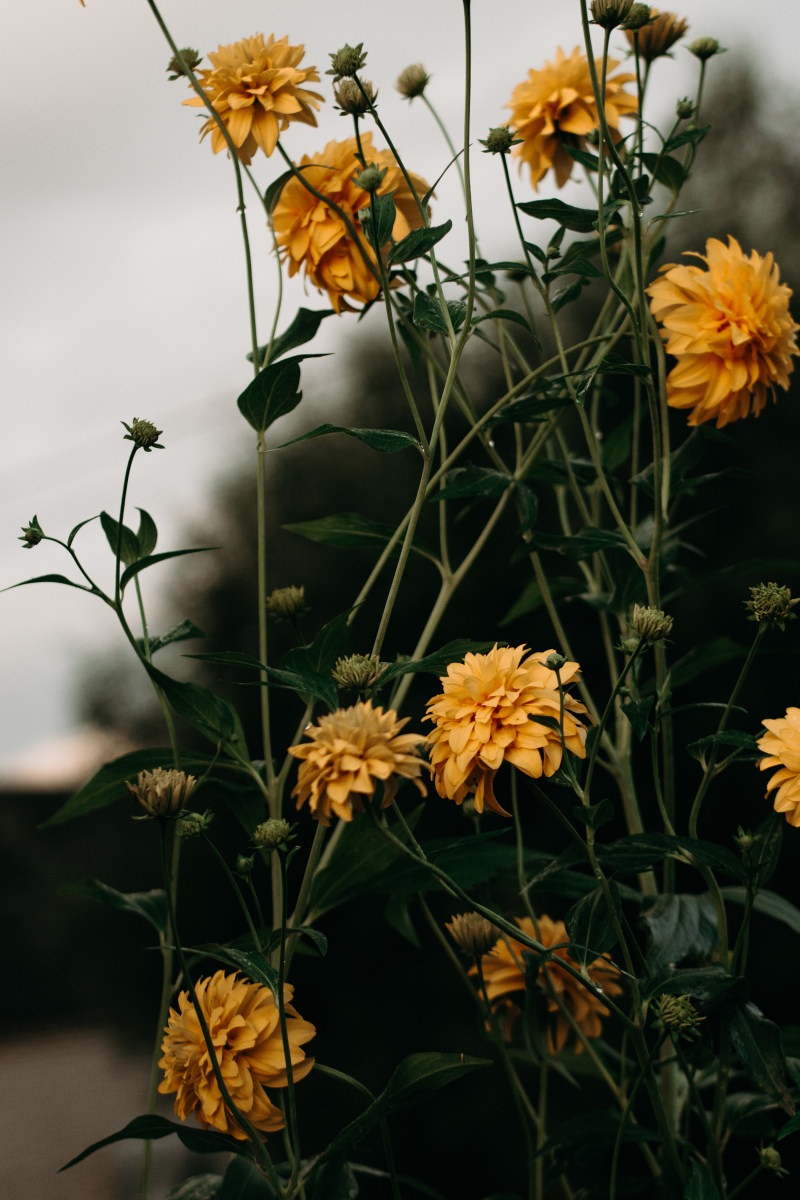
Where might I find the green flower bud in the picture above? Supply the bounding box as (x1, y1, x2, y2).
(235, 854, 255, 878)
(591, 0, 634, 30)
(395, 63, 430, 101)
(122, 418, 164, 452)
(176, 809, 214, 839)
(126, 767, 197, 819)
(334, 78, 377, 115)
(166, 48, 202, 81)
(676, 98, 694, 120)
(545, 652, 568, 671)
(327, 43, 367, 82)
(252, 818, 293, 851)
(479, 126, 518, 155)
(622, 4, 652, 31)
(632, 604, 674, 643)
(744, 581, 797, 630)
(332, 652, 386, 694)
(652, 993, 705, 1039)
(19, 515, 44, 549)
(689, 37, 724, 62)
(266, 585, 308, 621)
(758, 1146, 785, 1175)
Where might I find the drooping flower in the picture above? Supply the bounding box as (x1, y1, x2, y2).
(272, 133, 429, 312)
(758, 708, 800, 826)
(183, 34, 323, 164)
(647, 237, 799, 427)
(159, 971, 315, 1139)
(506, 47, 637, 191)
(625, 10, 689, 63)
(289, 700, 430, 826)
(473, 916, 622, 1053)
(425, 645, 589, 816)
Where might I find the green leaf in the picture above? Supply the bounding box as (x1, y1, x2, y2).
(194, 944, 281, 995)
(570, 798, 614, 831)
(516, 197, 621, 232)
(136, 508, 158, 558)
(596, 833, 746, 880)
(237, 355, 319, 434)
(247, 307, 336, 367)
(641, 893, 718, 971)
(60, 1114, 243, 1171)
(683, 1159, 721, 1200)
(663, 124, 711, 153)
(388, 220, 452, 264)
(100, 510, 139, 566)
(186, 650, 267, 672)
(273, 423, 420, 454)
(778, 1109, 800, 1141)
(471, 308, 532, 333)
(380, 639, 497, 684)
(687, 730, 759, 762)
(283, 609, 352, 679)
(164, 1175, 223, 1200)
(661, 637, 748, 693)
(264, 168, 294, 216)
(358, 193, 396, 252)
(263, 667, 339, 712)
(641, 152, 686, 191)
(565, 883, 620, 962)
(412, 292, 467, 334)
(4, 572, 90, 594)
(284, 512, 437, 562)
(67, 514, 99, 548)
(61, 878, 168, 935)
(145, 665, 249, 758)
(308, 807, 425, 915)
(727, 1002, 796, 1116)
(749, 811, 784, 887)
(621, 697, 654, 741)
(489, 393, 572, 425)
(545, 256, 603, 282)
(564, 144, 601, 172)
(304, 1157, 358, 1200)
(433, 465, 512, 502)
(526, 526, 628, 561)
(119, 547, 217, 593)
(146, 618, 206, 656)
(551, 278, 589, 313)
(39, 748, 218, 828)
(500, 577, 582, 625)
(643, 965, 747, 1006)
(721, 887, 800, 936)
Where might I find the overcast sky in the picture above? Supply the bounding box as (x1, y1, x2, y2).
(2, 0, 796, 787)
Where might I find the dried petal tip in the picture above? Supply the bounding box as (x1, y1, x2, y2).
(622, 4, 653, 31)
(395, 63, 430, 101)
(122, 418, 164, 451)
(332, 653, 386, 694)
(334, 79, 377, 116)
(167, 48, 202, 81)
(266, 585, 308, 621)
(591, 0, 634, 30)
(126, 767, 198, 819)
(689, 36, 723, 61)
(745, 582, 797, 630)
(19, 515, 44, 549)
(327, 43, 367, 82)
(253, 818, 293, 851)
(632, 604, 673, 642)
(445, 912, 497, 958)
(479, 126, 519, 155)
(652, 993, 705, 1038)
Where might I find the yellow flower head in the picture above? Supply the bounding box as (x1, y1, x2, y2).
(506, 47, 637, 191)
(183, 34, 323, 164)
(625, 10, 689, 63)
(289, 699, 430, 826)
(425, 645, 589, 817)
(473, 916, 622, 1053)
(158, 971, 315, 1139)
(758, 708, 800, 826)
(648, 237, 799, 427)
(272, 134, 429, 312)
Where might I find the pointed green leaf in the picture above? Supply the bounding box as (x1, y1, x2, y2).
(67, 514, 99, 548)
(358, 193, 396, 252)
(412, 293, 466, 334)
(565, 883, 620, 962)
(641, 893, 718, 971)
(146, 618, 206, 656)
(119, 547, 217, 592)
(284, 513, 438, 562)
(388, 219, 452, 264)
(247, 307, 336, 367)
(145, 665, 249, 758)
(61, 878, 168, 934)
(283, 609, 352, 678)
(263, 666, 338, 711)
(136, 508, 158, 558)
(100, 510, 139, 566)
(195, 944, 281, 995)
(264, 168, 294, 215)
(643, 964, 748, 1006)
(433, 465, 512, 501)
(60, 1114, 243, 1171)
(219, 1156, 277, 1200)
(164, 1175, 223, 1200)
(380, 639, 497, 683)
(721, 887, 800, 936)
(273, 423, 419, 454)
(471, 308, 532, 333)
(4, 572, 91, 594)
(683, 1159, 721, 1200)
(727, 1002, 796, 1116)
(516, 198, 621, 232)
(237, 355, 318, 434)
(621, 697, 654, 741)
(687, 730, 759, 761)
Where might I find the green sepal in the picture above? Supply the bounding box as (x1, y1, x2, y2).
(59, 1115, 244, 1171)
(61, 877, 168, 935)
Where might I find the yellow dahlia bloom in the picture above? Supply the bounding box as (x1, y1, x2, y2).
(425, 645, 589, 816)
(758, 708, 800, 827)
(289, 700, 429, 826)
(272, 133, 429, 312)
(474, 916, 622, 1054)
(625, 10, 689, 63)
(648, 237, 799, 428)
(184, 35, 322, 164)
(506, 47, 637, 191)
(159, 971, 315, 1139)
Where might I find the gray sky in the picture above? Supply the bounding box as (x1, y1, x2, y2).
(2, 0, 796, 786)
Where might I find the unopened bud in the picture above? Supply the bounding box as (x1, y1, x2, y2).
(689, 37, 723, 62)
(126, 767, 197, 819)
(166, 48, 202, 81)
(758, 1147, 785, 1175)
(266, 585, 308, 621)
(745, 582, 797, 630)
(395, 63, 430, 101)
(480, 126, 518, 155)
(591, 0, 634, 30)
(445, 912, 498, 958)
(332, 653, 386, 694)
(19, 515, 44, 549)
(122, 418, 163, 452)
(327, 43, 367, 82)
(632, 604, 673, 643)
(652, 993, 705, 1038)
(176, 809, 214, 839)
(622, 3, 652, 31)
(628, 10, 689, 61)
(354, 164, 387, 192)
(676, 98, 694, 120)
(235, 854, 254, 878)
(545, 652, 568, 671)
(253, 818, 293, 851)
(334, 78, 377, 115)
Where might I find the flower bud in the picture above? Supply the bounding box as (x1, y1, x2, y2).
(126, 767, 197, 819)
(252, 818, 293, 851)
(354, 164, 388, 192)
(758, 1147, 784, 1175)
(591, 0, 634, 30)
(545, 652, 568, 671)
(479, 126, 519, 155)
(689, 36, 723, 62)
(744, 581, 797, 630)
(235, 854, 254, 878)
(632, 603, 673, 643)
(395, 63, 430, 101)
(627, 10, 689, 61)
(734, 827, 755, 854)
(166, 48, 202, 81)
(622, 3, 652, 30)
(266, 585, 308, 621)
(122, 418, 163, 452)
(176, 810, 214, 838)
(19, 515, 44, 549)
(327, 43, 367, 82)
(676, 98, 694, 120)
(652, 993, 705, 1038)
(334, 78, 377, 115)
(332, 652, 386, 694)
(445, 912, 498, 958)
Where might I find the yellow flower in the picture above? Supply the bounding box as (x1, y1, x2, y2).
(625, 10, 689, 63)
(506, 47, 637, 191)
(272, 133, 429, 312)
(425, 645, 589, 816)
(758, 708, 800, 826)
(289, 700, 430, 826)
(158, 971, 315, 1139)
(183, 34, 322, 164)
(473, 916, 622, 1053)
(648, 237, 799, 427)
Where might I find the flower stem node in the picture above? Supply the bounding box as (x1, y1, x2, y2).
(591, 0, 634, 30)
(332, 653, 386, 695)
(479, 126, 520, 156)
(327, 43, 367, 83)
(122, 418, 164, 452)
(126, 768, 198, 819)
(632, 603, 674, 643)
(652, 993, 705, 1039)
(445, 912, 498, 958)
(176, 809, 214, 839)
(395, 63, 430, 101)
(19, 515, 44, 549)
(353, 164, 388, 193)
(334, 79, 377, 116)
(266, 585, 308, 621)
(689, 37, 724, 62)
(622, 4, 653, 31)
(252, 818, 294, 852)
(166, 48, 202, 81)
(745, 582, 797, 630)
